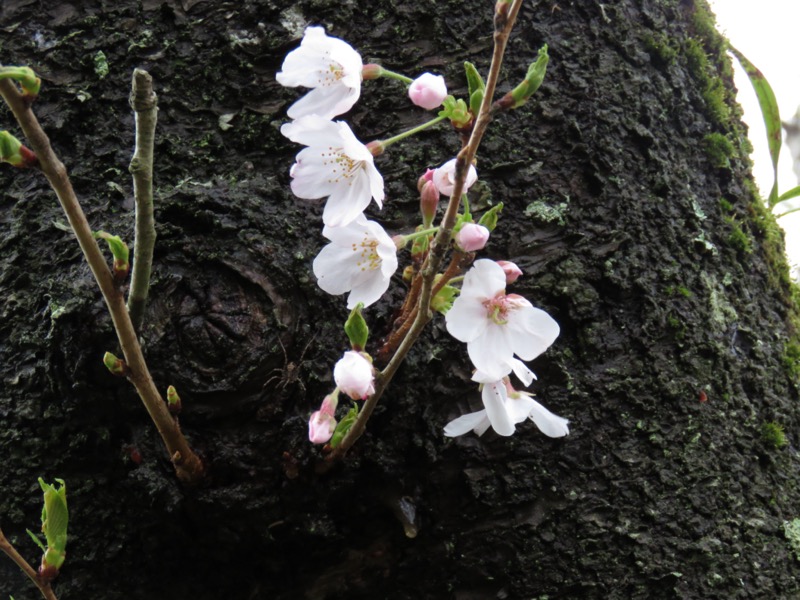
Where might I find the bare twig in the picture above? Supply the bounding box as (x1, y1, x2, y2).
(0, 73, 204, 484)
(127, 68, 158, 334)
(0, 528, 58, 600)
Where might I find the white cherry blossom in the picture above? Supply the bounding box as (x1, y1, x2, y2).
(281, 115, 384, 227)
(313, 214, 398, 308)
(445, 259, 559, 380)
(276, 26, 363, 120)
(444, 375, 569, 438)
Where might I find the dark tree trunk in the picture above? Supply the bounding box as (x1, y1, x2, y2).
(2, 1, 799, 598)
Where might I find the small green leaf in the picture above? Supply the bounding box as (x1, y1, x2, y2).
(729, 46, 781, 207)
(478, 202, 504, 231)
(330, 404, 359, 448)
(26, 529, 47, 553)
(344, 303, 369, 352)
(94, 231, 129, 264)
(778, 185, 800, 204)
(464, 62, 485, 98)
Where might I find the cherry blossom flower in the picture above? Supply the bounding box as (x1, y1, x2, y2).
(432, 158, 478, 196)
(496, 260, 523, 283)
(309, 393, 339, 444)
(281, 115, 384, 227)
(334, 351, 375, 400)
(276, 26, 363, 120)
(408, 73, 448, 110)
(445, 259, 559, 380)
(455, 223, 490, 252)
(443, 376, 569, 438)
(313, 214, 398, 308)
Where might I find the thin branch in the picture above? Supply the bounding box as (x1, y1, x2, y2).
(323, 0, 525, 465)
(0, 73, 204, 484)
(127, 68, 158, 334)
(0, 528, 58, 600)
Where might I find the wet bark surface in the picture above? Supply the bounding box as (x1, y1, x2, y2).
(2, 0, 800, 598)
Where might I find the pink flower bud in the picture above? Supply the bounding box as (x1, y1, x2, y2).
(497, 260, 523, 283)
(417, 168, 435, 192)
(308, 410, 337, 444)
(420, 180, 440, 227)
(362, 63, 384, 80)
(333, 351, 375, 400)
(433, 158, 478, 197)
(308, 393, 339, 444)
(408, 73, 448, 110)
(456, 223, 490, 252)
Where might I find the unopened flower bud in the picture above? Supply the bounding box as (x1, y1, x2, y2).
(455, 223, 490, 252)
(497, 260, 523, 283)
(333, 351, 375, 400)
(408, 73, 448, 110)
(362, 63, 384, 80)
(366, 140, 385, 157)
(417, 168, 434, 192)
(309, 392, 339, 444)
(420, 180, 439, 228)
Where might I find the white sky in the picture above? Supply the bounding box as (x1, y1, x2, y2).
(708, 1, 800, 271)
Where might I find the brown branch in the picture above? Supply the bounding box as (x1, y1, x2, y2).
(0, 528, 58, 600)
(0, 74, 204, 484)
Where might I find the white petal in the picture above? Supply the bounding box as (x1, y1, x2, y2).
(445, 295, 488, 343)
(528, 400, 570, 437)
(482, 381, 515, 436)
(444, 409, 489, 437)
(313, 245, 357, 295)
(467, 325, 513, 380)
(286, 85, 359, 120)
(280, 115, 340, 146)
(322, 173, 373, 227)
(461, 259, 506, 300)
(510, 358, 536, 387)
(506, 394, 537, 423)
(507, 306, 560, 361)
(347, 270, 391, 308)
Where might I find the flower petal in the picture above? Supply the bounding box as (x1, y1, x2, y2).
(445, 296, 489, 343)
(507, 305, 560, 361)
(467, 324, 513, 380)
(482, 381, 515, 436)
(444, 409, 488, 437)
(528, 400, 570, 438)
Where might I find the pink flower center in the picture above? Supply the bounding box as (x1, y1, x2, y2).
(482, 293, 521, 325)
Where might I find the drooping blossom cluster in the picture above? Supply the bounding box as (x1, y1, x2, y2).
(278, 26, 567, 446)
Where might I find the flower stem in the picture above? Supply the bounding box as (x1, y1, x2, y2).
(0, 70, 205, 484)
(402, 226, 439, 244)
(321, 0, 524, 467)
(378, 115, 447, 149)
(0, 528, 58, 600)
(379, 68, 413, 84)
(127, 69, 158, 335)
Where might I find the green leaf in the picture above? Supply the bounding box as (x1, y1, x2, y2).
(478, 202, 504, 231)
(39, 477, 68, 568)
(344, 303, 369, 351)
(778, 185, 800, 203)
(729, 46, 781, 207)
(330, 404, 359, 448)
(93, 231, 129, 266)
(26, 529, 47, 553)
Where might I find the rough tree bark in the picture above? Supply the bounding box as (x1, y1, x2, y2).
(1, 0, 799, 598)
